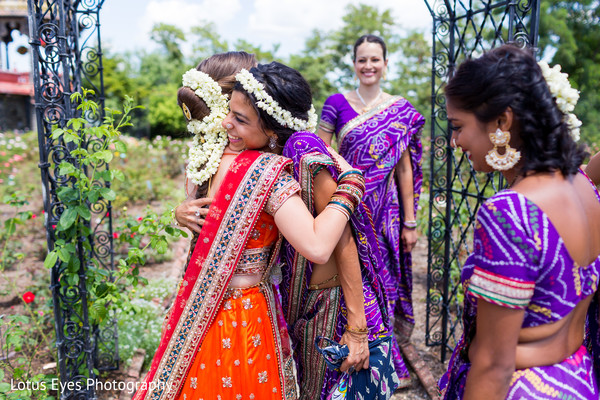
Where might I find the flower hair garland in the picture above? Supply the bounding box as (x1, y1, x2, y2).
(181, 69, 229, 186)
(538, 61, 582, 142)
(235, 69, 318, 133)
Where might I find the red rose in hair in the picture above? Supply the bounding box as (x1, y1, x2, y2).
(23, 291, 35, 304)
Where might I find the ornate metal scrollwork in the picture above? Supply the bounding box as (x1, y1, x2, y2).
(28, 0, 115, 398)
(423, 0, 541, 362)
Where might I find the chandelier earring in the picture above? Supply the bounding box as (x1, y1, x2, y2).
(485, 128, 521, 171)
(269, 136, 277, 150)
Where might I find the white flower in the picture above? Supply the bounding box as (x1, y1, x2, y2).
(235, 69, 318, 133)
(538, 61, 581, 142)
(181, 69, 230, 186)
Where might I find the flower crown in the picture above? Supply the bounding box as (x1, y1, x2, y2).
(181, 68, 229, 186)
(538, 61, 582, 142)
(235, 69, 318, 133)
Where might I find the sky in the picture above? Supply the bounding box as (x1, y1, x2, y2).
(4, 0, 433, 72)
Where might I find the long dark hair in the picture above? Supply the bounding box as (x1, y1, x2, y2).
(233, 61, 313, 149)
(445, 44, 586, 176)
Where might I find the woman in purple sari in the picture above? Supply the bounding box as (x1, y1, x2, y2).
(439, 44, 599, 399)
(280, 131, 399, 399)
(317, 34, 425, 384)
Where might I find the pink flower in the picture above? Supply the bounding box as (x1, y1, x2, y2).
(52, 224, 56, 229)
(113, 232, 119, 239)
(106, 212, 110, 217)
(32, 214, 37, 219)
(23, 291, 35, 304)
(130, 233, 135, 238)
(137, 217, 143, 221)
(0, 151, 5, 156)
(4, 163, 9, 168)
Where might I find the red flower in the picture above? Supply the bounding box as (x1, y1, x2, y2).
(23, 291, 35, 304)
(32, 214, 37, 219)
(106, 212, 110, 217)
(52, 224, 57, 229)
(130, 233, 135, 238)
(113, 232, 119, 239)
(137, 217, 143, 221)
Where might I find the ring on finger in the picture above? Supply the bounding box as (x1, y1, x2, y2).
(194, 209, 201, 217)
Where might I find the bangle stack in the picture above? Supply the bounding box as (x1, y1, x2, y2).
(325, 170, 365, 221)
(345, 325, 369, 343)
(403, 220, 417, 230)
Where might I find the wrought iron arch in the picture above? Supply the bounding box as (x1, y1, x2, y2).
(27, 0, 116, 398)
(423, 0, 541, 361)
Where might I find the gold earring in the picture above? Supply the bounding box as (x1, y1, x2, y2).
(485, 128, 521, 170)
(382, 68, 387, 80)
(182, 103, 192, 121)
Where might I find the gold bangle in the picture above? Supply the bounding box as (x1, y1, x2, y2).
(345, 325, 369, 335)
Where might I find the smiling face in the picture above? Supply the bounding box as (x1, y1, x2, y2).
(353, 41, 387, 87)
(222, 91, 275, 152)
(446, 100, 498, 173)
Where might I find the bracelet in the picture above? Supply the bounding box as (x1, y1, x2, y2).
(325, 202, 351, 221)
(403, 220, 417, 229)
(345, 325, 369, 335)
(337, 169, 362, 182)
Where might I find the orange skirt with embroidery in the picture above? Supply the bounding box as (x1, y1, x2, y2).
(176, 286, 284, 400)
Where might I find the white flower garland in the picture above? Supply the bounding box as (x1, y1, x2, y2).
(538, 61, 582, 142)
(235, 69, 318, 133)
(181, 69, 230, 186)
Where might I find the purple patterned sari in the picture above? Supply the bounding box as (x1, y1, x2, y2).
(320, 93, 425, 376)
(439, 178, 600, 399)
(280, 131, 400, 399)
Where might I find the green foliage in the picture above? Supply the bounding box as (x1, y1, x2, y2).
(117, 277, 177, 369)
(0, 131, 41, 199)
(110, 135, 187, 207)
(0, 315, 56, 400)
(150, 23, 186, 62)
(43, 92, 186, 326)
(0, 193, 34, 270)
(539, 1, 600, 146)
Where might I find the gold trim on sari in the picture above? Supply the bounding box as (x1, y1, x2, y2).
(338, 96, 403, 145)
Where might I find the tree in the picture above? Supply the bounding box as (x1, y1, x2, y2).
(150, 23, 186, 63)
(538, 1, 600, 146)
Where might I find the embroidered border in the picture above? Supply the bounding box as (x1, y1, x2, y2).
(338, 96, 402, 145)
(468, 267, 535, 309)
(234, 247, 271, 275)
(286, 152, 334, 324)
(265, 177, 301, 215)
(146, 153, 291, 400)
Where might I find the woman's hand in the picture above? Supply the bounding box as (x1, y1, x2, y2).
(174, 197, 213, 234)
(339, 330, 369, 373)
(326, 146, 354, 174)
(401, 227, 418, 253)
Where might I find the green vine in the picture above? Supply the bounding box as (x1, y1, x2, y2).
(43, 90, 187, 324)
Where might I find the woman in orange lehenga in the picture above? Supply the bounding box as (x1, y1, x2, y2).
(133, 59, 365, 400)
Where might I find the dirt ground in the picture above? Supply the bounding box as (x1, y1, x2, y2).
(1, 211, 447, 399)
(121, 235, 448, 400)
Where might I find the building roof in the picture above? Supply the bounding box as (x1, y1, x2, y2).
(0, 0, 28, 17)
(0, 70, 33, 96)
